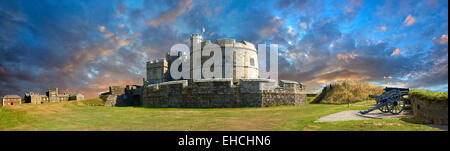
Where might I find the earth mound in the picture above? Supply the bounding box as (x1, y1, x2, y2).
(312, 80, 383, 104)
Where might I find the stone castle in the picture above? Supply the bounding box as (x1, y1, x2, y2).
(136, 34, 306, 108)
(101, 34, 306, 107)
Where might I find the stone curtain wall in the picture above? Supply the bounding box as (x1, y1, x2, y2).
(261, 80, 306, 107)
(411, 96, 448, 125)
(190, 79, 239, 107)
(142, 79, 306, 108)
(142, 80, 188, 107)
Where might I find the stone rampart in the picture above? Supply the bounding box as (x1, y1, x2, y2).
(410, 95, 448, 125)
(143, 79, 306, 108)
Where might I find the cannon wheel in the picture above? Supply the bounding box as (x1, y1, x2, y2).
(376, 99, 390, 113)
(379, 105, 390, 113)
(388, 98, 406, 114)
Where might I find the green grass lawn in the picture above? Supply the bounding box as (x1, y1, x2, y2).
(0, 98, 442, 131)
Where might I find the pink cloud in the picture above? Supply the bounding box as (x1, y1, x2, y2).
(337, 52, 359, 63)
(98, 26, 106, 32)
(403, 14, 416, 26)
(147, 0, 193, 27)
(433, 34, 448, 44)
(391, 48, 405, 56)
(380, 25, 387, 31)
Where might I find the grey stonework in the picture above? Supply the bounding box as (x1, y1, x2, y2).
(101, 85, 141, 107)
(411, 96, 448, 125)
(103, 95, 119, 107)
(142, 79, 306, 108)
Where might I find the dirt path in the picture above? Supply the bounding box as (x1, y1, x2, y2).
(315, 110, 448, 131)
(315, 110, 410, 122)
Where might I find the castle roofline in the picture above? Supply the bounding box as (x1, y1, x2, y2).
(203, 39, 256, 49)
(147, 58, 167, 64)
(3, 95, 21, 98)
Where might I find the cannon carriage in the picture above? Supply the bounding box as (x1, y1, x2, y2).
(360, 87, 409, 114)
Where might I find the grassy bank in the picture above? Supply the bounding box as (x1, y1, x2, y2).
(0, 98, 440, 131)
(410, 89, 448, 104)
(312, 80, 384, 104)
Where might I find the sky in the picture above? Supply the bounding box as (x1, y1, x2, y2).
(0, 0, 448, 98)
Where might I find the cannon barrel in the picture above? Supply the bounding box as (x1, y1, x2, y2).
(368, 95, 379, 98)
(384, 87, 409, 92)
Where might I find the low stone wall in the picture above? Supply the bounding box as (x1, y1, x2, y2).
(410, 96, 448, 125)
(101, 94, 140, 107)
(102, 95, 118, 107)
(261, 89, 306, 107)
(142, 79, 306, 108)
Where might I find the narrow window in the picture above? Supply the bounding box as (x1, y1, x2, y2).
(250, 58, 255, 66)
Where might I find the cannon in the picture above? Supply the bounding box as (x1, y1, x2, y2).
(360, 87, 409, 114)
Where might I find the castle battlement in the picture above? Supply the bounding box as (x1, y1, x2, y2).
(215, 39, 236, 45)
(190, 33, 202, 38)
(198, 39, 256, 50)
(166, 51, 188, 56)
(148, 58, 167, 64)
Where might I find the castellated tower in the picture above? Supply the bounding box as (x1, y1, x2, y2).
(146, 58, 168, 84)
(188, 33, 259, 83)
(147, 34, 259, 84)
